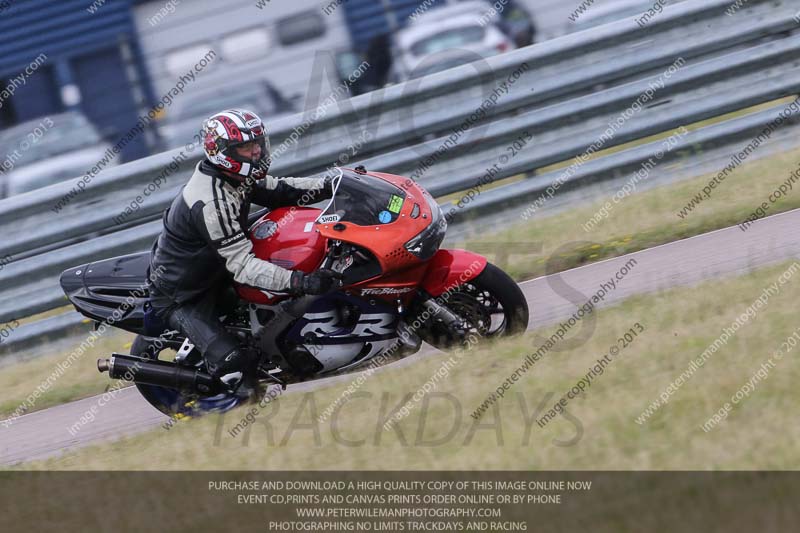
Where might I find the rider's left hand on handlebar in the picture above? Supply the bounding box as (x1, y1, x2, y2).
(289, 269, 344, 296)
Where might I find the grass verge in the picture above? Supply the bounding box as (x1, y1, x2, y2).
(459, 145, 800, 280)
(20, 259, 800, 470)
(0, 330, 134, 419)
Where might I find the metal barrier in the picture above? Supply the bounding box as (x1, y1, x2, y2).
(2, 0, 798, 354)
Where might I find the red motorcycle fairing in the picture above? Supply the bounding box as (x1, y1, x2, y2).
(419, 249, 488, 297)
(235, 169, 481, 305)
(235, 206, 327, 304)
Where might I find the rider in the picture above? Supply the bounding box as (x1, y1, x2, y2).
(146, 108, 341, 389)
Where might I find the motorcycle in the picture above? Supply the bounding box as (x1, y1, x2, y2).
(59, 167, 529, 417)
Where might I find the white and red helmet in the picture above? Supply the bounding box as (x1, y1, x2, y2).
(202, 108, 271, 180)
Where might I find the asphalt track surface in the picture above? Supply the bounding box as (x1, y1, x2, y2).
(2, 209, 799, 466)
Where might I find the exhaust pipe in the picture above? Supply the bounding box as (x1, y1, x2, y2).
(98, 354, 221, 395)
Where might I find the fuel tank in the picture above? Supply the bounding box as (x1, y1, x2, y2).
(235, 206, 327, 304)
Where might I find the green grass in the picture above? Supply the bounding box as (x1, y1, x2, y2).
(19, 259, 800, 470)
(0, 329, 135, 419)
(458, 144, 800, 281)
(533, 97, 796, 176)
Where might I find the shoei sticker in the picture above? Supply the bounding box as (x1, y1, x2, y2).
(318, 213, 341, 224)
(387, 194, 404, 213)
(378, 210, 392, 223)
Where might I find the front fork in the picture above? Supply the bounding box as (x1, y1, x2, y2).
(413, 289, 470, 342)
(420, 293, 465, 327)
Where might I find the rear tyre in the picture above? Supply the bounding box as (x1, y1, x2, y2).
(413, 262, 529, 350)
(130, 335, 239, 418)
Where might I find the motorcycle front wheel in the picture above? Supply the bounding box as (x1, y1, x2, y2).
(411, 262, 529, 350)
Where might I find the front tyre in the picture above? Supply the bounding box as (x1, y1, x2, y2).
(413, 262, 529, 350)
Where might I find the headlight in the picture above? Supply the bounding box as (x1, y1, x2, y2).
(404, 194, 447, 259)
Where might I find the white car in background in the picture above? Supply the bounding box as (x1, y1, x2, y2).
(0, 111, 119, 198)
(392, 12, 515, 81)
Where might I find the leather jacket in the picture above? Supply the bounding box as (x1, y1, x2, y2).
(148, 160, 332, 304)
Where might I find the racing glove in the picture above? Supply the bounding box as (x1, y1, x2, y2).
(289, 269, 344, 295)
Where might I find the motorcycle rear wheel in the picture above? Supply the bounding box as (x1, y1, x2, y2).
(130, 335, 240, 419)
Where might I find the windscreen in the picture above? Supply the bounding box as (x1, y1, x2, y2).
(317, 169, 408, 226)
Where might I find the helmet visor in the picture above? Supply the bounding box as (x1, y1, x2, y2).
(226, 135, 270, 174)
